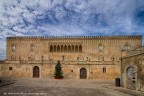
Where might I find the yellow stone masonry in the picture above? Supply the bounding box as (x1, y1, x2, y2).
(0, 35, 142, 80)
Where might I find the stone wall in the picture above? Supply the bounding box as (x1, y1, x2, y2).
(0, 62, 120, 80)
(122, 51, 144, 91)
(1, 35, 142, 80)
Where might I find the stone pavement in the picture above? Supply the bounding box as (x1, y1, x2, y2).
(0, 78, 144, 96)
(0, 77, 15, 87)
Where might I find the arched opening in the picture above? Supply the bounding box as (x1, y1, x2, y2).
(79, 45, 82, 52)
(80, 68, 87, 79)
(61, 45, 63, 52)
(33, 66, 40, 78)
(68, 45, 71, 52)
(57, 45, 60, 52)
(50, 45, 53, 52)
(72, 45, 74, 52)
(54, 45, 56, 52)
(64, 45, 67, 52)
(75, 45, 78, 52)
(126, 66, 136, 90)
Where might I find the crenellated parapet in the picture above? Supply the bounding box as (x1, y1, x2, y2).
(7, 35, 142, 41)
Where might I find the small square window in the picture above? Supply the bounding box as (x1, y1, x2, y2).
(9, 67, 13, 70)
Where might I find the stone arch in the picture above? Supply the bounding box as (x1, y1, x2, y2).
(80, 67, 87, 79)
(61, 45, 64, 52)
(64, 45, 67, 52)
(72, 45, 75, 52)
(54, 45, 56, 52)
(75, 45, 78, 52)
(50, 45, 53, 52)
(79, 45, 82, 52)
(124, 64, 138, 90)
(33, 66, 40, 78)
(68, 45, 71, 52)
(57, 45, 60, 52)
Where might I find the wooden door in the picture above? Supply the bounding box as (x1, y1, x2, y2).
(80, 68, 87, 79)
(33, 66, 39, 78)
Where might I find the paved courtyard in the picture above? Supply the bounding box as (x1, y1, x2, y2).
(0, 78, 144, 96)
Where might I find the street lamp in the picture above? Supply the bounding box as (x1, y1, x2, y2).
(120, 47, 124, 86)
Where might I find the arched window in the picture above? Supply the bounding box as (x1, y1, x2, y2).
(30, 44, 35, 52)
(61, 45, 63, 52)
(50, 45, 53, 52)
(57, 45, 60, 52)
(79, 45, 82, 52)
(72, 45, 75, 52)
(75, 45, 78, 52)
(98, 43, 104, 52)
(54, 45, 56, 52)
(11, 44, 16, 52)
(64, 45, 67, 52)
(68, 45, 71, 52)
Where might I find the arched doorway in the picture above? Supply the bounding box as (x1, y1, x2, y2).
(80, 68, 87, 79)
(126, 67, 136, 89)
(33, 66, 40, 78)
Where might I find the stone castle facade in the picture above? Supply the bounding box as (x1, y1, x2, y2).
(0, 35, 142, 80)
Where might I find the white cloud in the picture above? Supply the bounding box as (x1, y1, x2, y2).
(0, 0, 144, 59)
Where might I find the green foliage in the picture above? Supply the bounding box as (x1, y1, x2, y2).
(54, 60, 64, 79)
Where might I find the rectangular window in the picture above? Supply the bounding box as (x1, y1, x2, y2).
(9, 67, 13, 70)
(103, 67, 106, 73)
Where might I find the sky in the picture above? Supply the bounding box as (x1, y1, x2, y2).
(0, 0, 144, 60)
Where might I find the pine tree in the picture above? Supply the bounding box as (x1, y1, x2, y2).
(54, 60, 64, 79)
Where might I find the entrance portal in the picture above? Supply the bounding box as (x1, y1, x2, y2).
(126, 67, 136, 89)
(80, 68, 87, 79)
(33, 66, 40, 78)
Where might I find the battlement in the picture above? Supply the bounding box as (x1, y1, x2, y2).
(7, 35, 142, 40)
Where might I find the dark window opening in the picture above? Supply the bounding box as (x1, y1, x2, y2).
(54, 45, 56, 52)
(75, 45, 78, 52)
(50, 45, 53, 52)
(103, 67, 106, 73)
(57, 45, 60, 52)
(9, 67, 13, 70)
(79, 45, 82, 52)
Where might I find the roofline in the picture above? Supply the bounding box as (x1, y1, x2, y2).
(7, 35, 142, 40)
